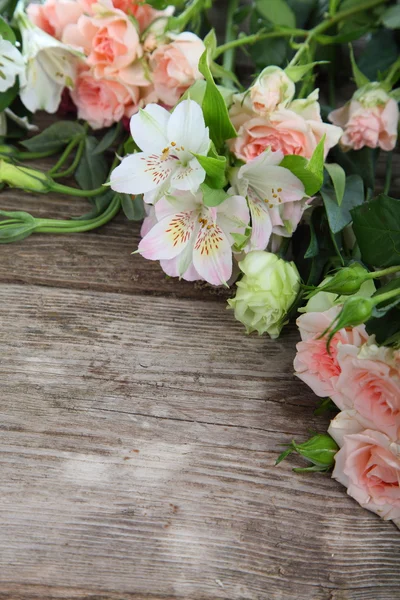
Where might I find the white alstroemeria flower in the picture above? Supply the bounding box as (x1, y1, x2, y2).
(232, 147, 308, 251)
(110, 99, 210, 204)
(16, 10, 82, 113)
(0, 36, 25, 93)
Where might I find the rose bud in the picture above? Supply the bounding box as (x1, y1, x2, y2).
(305, 262, 370, 298)
(250, 66, 295, 115)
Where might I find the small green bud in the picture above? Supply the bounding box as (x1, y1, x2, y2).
(276, 434, 339, 472)
(321, 295, 374, 351)
(305, 263, 369, 298)
(0, 160, 52, 193)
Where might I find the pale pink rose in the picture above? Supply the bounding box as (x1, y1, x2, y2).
(230, 89, 342, 162)
(250, 66, 295, 115)
(62, 8, 143, 82)
(329, 95, 399, 151)
(27, 0, 84, 40)
(328, 416, 400, 521)
(333, 344, 400, 441)
(113, 0, 173, 31)
(70, 70, 139, 129)
(149, 32, 205, 107)
(294, 307, 368, 399)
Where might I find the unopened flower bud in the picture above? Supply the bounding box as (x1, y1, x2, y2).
(276, 433, 339, 470)
(306, 263, 369, 298)
(0, 160, 51, 192)
(228, 251, 300, 338)
(250, 66, 295, 115)
(322, 295, 374, 351)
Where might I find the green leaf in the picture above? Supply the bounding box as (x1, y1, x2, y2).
(349, 44, 370, 88)
(249, 34, 288, 70)
(73, 190, 113, 220)
(179, 79, 206, 104)
(203, 28, 217, 56)
(0, 0, 19, 19)
(285, 61, 328, 83)
(0, 16, 16, 42)
(21, 121, 85, 153)
(321, 174, 364, 234)
(75, 136, 108, 190)
(391, 88, 400, 102)
(120, 193, 145, 221)
(280, 137, 325, 196)
(351, 194, 400, 268)
(192, 153, 226, 189)
(324, 162, 345, 206)
(198, 50, 237, 150)
(93, 123, 121, 155)
(287, 0, 316, 28)
(255, 0, 296, 27)
(200, 183, 229, 207)
(358, 30, 399, 81)
(381, 5, 400, 29)
(0, 80, 19, 112)
(316, 26, 369, 45)
(304, 209, 319, 259)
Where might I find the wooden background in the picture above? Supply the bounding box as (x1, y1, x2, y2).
(0, 123, 399, 599)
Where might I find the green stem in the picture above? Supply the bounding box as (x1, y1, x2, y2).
(383, 151, 393, 195)
(288, 0, 389, 67)
(366, 265, 400, 279)
(15, 149, 60, 160)
(214, 29, 308, 59)
(50, 181, 107, 198)
(373, 287, 400, 306)
(48, 137, 81, 176)
(52, 139, 85, 180)
(384, 55, 400, 86)
(222, 0, 240, 80)
(170, 0, 206, 31)
(35, 195, 121, 233)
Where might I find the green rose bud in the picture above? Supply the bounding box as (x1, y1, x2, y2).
(305, 263, 370, 298)
(0, 160, 51, 192)
(228, 251, 300, 338)
(321, 295, 374, 350)
(276, 433, 339, 472)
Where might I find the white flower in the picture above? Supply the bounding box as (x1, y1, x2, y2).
(0, 36, 25, 93)
(110, 99, 210, 204)
(16, 10, 82, 113)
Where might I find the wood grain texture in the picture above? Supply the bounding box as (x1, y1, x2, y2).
(0, 283, 399, 600)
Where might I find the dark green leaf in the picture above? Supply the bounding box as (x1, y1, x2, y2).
(304, 209, 319, 259)
(198, 50, 237, 150)
(73, 190, 113, 220)
(287, 0, 316, 28)
(351, 194, 400, 267)
(0, 80, 19, 112)
(358, 30, 399, 81)
(0, 15, 16, 42)
(121, 193, 145, 221)
(93, 123, 121, 155)
(75, 136, 108, 190)
(255, 0, 296, 27)
(366, 305, 400, 345)
(21, 121, 85, 152)
(249, 30, 288, 69)
(324, 162, 345, 206)
(321, 174, 364, 234)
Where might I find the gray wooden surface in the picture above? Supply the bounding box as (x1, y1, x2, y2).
(0, 138, 399, 600)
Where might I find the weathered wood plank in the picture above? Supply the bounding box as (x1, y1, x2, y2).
(0, 283, 399, 600)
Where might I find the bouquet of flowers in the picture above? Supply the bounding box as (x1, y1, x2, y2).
(0, 0, 399, 527)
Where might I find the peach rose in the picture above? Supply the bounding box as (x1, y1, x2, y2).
(62, 8, 143, 82)
(329, 87, 399, 151)
(149, 32, 205, 107)
(27, 0, 84, 40)
(328, 415, 400, 522)
(294, 306, 368, 399)
(250, 66, 295, 115)
(333, 344, 400, 441)
(229, 89, 342, 162)
(113, 0, 173, 31)
(70, 69, 139, 129)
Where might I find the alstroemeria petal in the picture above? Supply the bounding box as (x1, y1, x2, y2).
(130, 104, 170, 153)
(193, 224, 232, 286)
(217, 194, 250, 235)
(170, 157, 205, 191)
(160, 257, 203, 282)
(139, 211, 196, 260)
(110, 152, 175, 194)
(168, 99, 210, 156)
(247, 197, 273, 251)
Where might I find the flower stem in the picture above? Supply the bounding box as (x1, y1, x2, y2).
(373, 287, 400, 305)
(35, 194, 121, 233)
(15, 149, 60, 160)
(288, 0, 389, 67)
(48, 137, 81, 176)
(366, 265, 400, 279)
(222, 0, 240, 77)
(50, 181, 107, 197)
(52, 139, 85, 180)
(214, 29, 308, 59)
(383, 151, 393, 195)
(169, 0, 208, 31)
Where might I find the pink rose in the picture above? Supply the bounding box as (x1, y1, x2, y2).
(62, 8, 143, 83)
(70, 69, 139, 129)
(113, 0, 172, 31)
(294, 307, 368, 399)
(229, 89, 342, 162)
(333, 344, 400, 441)
(328, 415, 400, 522)
(27, 0, 83, 40)
(149, 32, 205, 107)
(329, 89, 399, 151)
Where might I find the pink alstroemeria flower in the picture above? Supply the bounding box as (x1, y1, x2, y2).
(138, 191, 250, 286)
(233, 148, 308, 251)
(110, 99, 210, 204)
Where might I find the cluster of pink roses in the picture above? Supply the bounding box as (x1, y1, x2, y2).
(294, 305, 400, 525)
(27, 0, 205, 129)
(228, 66, 343, 162)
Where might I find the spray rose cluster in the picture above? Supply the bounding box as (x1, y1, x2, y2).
(25, 0, 205, 128)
